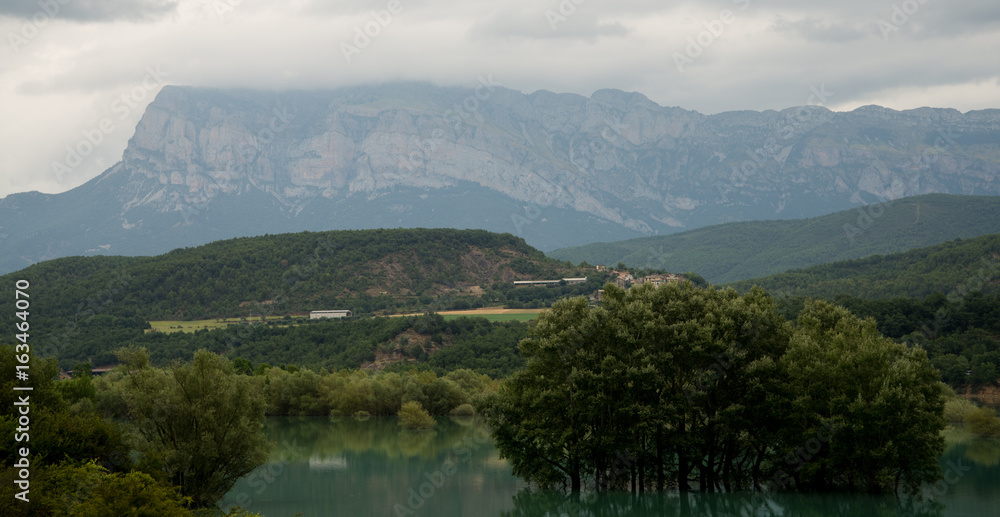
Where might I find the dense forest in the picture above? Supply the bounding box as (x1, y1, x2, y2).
(727, 233, 1000, 299)
(44, 313, 527, 376)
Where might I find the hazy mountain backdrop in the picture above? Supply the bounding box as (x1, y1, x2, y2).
(2, 82, 999, 275)
(549, 194, 1000, 284)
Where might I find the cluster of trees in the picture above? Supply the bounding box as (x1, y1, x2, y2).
(243, 366, 493, 417)
(480, 283, 946, 495)
(771, 292, 1000, 389)
(43, 312, 529, 376)
(1, 347, 268, 516)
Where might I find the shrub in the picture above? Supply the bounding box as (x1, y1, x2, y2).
(450, 403, 475, 416)
(398, 401, 435, 430)
(967, 407, 1000, 439)
(943, 397, 979, 423)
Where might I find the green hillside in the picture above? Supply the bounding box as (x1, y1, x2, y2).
(1, 228, 588, 322)
(548, 194, 1000, 283)
(0, 228, 602, 371)
(727, 233, 1000, 300)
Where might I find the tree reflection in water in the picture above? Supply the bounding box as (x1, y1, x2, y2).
(501, 489, 945, 517)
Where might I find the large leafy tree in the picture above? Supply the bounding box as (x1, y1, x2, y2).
(776, 300, 945, 494)
(116, 348, 272, 507)
(480, 297, 599, 491)
(481, 284, 946, 494)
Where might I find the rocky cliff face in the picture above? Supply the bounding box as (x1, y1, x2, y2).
(1, 82, 999, 274)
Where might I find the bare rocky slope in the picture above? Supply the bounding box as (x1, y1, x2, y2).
(1, 82, 998, 274)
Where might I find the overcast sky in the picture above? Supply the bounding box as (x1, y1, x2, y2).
(1, 0, 998, 198)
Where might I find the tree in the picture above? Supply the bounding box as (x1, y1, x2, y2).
(775, 300, 945, 494)
(480, 296, 599, 491)
(116, 348, 272, 508)
(398, 401, 436, 429)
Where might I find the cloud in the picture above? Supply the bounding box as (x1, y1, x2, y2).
(470, 7, 630, 42)
(0, 0, 178, 23)
(771, 16, 870, 42)
(0, 0, 998, 199)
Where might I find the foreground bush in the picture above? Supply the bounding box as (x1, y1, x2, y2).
(398, 401, 436, 430)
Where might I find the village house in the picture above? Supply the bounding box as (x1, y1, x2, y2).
(636, 273, 684, 287)
(612, 271, 633, 288)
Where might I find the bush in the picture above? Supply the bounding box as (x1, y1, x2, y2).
(450, 403, 475, 416)
(967, 407, 1000, 438)
(943, 397, 979, 423)
(398, 401, 436, 430)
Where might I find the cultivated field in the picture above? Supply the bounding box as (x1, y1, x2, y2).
(391, 307, 544, 322)
(147, 317, 286, 333)
(149, 307, 544, 333)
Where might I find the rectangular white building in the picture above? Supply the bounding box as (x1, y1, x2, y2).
(310, 310, 353, 319)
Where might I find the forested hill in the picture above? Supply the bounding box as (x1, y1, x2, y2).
(548, 194, 1000, 284)
(727, 233, 1000, 300)
(1, 228, 583, 322)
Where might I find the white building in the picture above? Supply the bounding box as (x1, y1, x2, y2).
(310, 310, 353, 319)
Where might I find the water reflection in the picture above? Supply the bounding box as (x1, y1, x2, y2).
(223, 418, 1000, 517)
(501, 490, 944, 517)
(224, 416, 523, 516)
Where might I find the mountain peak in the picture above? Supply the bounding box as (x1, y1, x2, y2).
(0, 83, 998, 275)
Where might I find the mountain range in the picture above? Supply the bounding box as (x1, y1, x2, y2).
(2, 82, 999, 274)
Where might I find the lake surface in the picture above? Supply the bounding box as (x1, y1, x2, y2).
(223, 417, 1000, 517)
